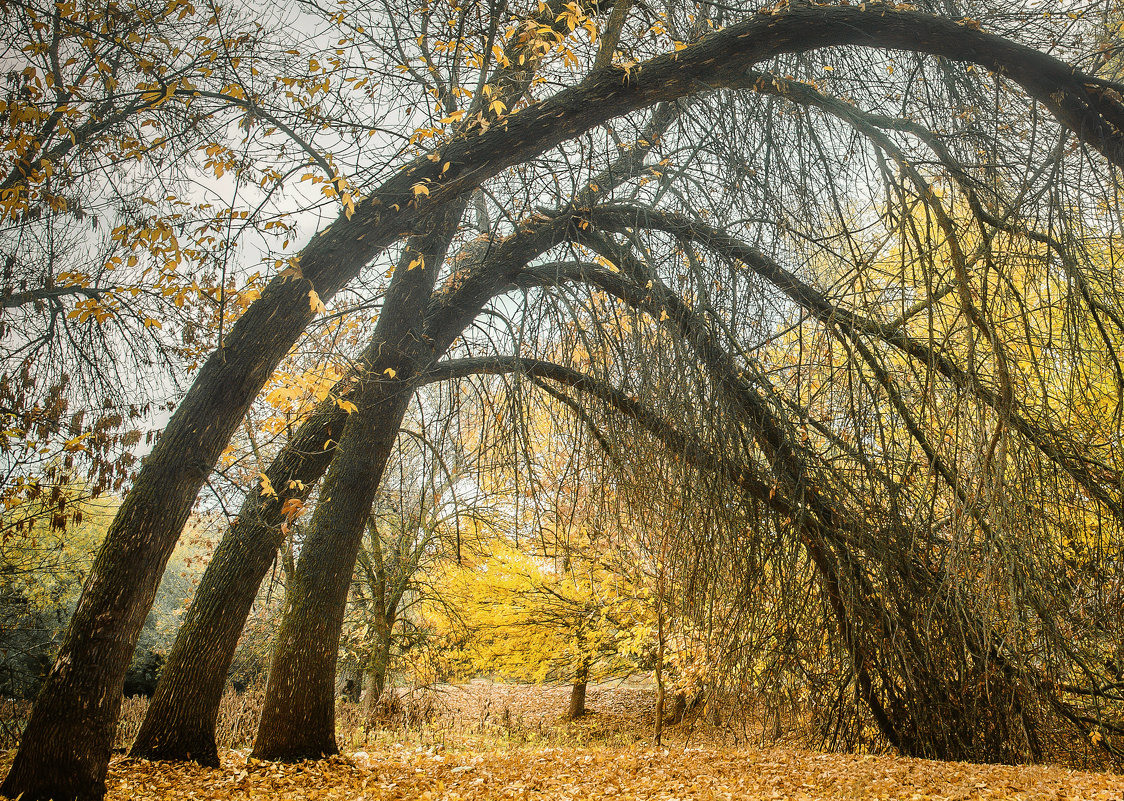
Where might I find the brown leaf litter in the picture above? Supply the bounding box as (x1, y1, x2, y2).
(105, 743, 1124, 800)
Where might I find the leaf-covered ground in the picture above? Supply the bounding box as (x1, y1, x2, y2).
(107, 744, 1124, 800)
(30, 682, 1113, 800)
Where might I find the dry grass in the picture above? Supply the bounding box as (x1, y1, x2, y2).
(0, 678, 792, 753)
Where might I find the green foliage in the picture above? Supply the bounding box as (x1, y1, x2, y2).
(0, 497, 214, 697)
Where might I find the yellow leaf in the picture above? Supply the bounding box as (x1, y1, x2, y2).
(259, 473, 277, 498)
(659, 309, 669, 321)
(63, 433, 90, 452)
(383, 367, 397, 378)
(335, 397, 358, 414)
(309, 288, 326, 314)
(279, 258, 302, 280)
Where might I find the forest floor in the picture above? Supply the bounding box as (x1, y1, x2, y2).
(93, 681, 1124, 800)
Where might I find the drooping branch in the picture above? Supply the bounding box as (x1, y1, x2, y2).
(587, 204, 1124, 523)
(422, 352, 903, 748)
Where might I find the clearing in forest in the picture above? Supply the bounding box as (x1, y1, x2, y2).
(100, 683, 1124, 800)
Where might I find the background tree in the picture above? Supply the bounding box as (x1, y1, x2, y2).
(431, 538, 650, 719)
(340, 412, 475, 714)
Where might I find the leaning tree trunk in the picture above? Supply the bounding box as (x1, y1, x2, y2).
(0, 275, 331, 801)
(132, 211, 569, 767)
(250, 192, 580, 761)
(128, 382, 348, 764)
(129, 30, 585, 759)
(250, 385, 415, 760)
(251, 202, 460, 760)
(0, 45, 638, 801)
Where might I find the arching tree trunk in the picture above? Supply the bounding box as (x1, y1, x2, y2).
(133, 213, 570, 767)
(250, 388, 415, 760)
(0, 275, 332, 801)
(249, 168, 581, 761)
(128, 399, 346, 766)
(251, 203, 461, 761)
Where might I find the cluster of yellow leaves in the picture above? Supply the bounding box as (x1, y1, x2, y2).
(260, 360, 348, 419)
(101, 744, 1124, 800)
(426, 541, 651, 686)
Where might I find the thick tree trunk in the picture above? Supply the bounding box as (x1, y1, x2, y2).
(251, 203, 462, 761)
(568, 660, 590, 720)
(251, 386, 415, 760)
(0, 275, 330, 801)
(248, 202, 578, 762)
(128, 400, 346, 765)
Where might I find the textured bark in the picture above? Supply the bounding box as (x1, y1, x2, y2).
(128, 398, 347, 765)
(0, 274, 329, 801)
(251, 202, 464, 760)
(7, 7, 1124, 795)
(568, 662, 589, 720)
(250, 388, 415, 760)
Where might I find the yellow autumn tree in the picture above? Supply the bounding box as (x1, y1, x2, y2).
(429, 537, 651, 719)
